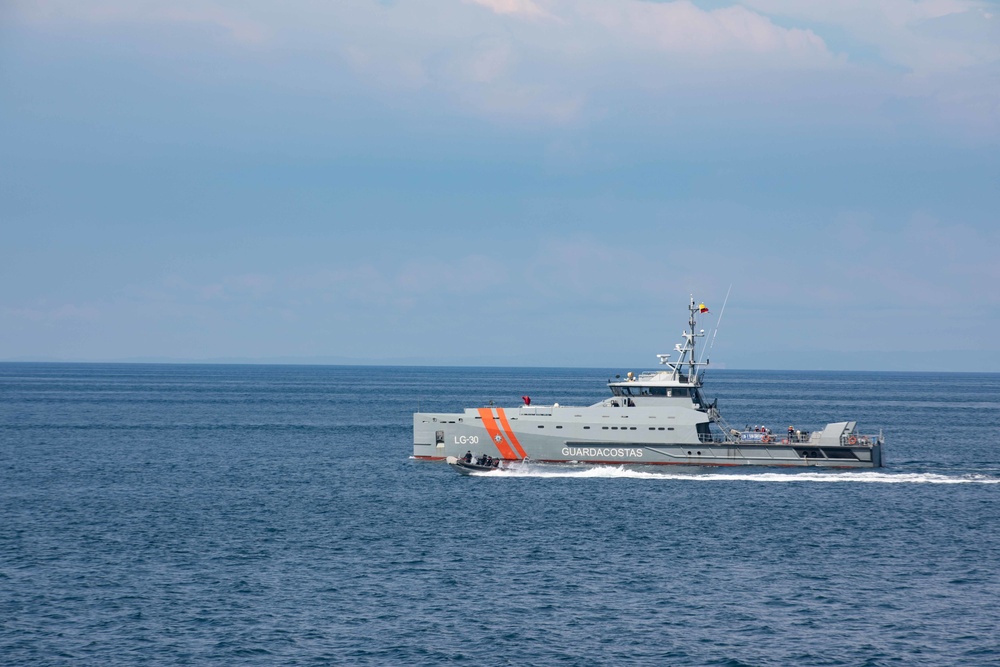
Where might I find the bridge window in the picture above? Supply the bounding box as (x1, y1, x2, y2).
(643, 386, 691, 397)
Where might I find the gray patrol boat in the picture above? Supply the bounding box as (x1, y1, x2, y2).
(413, 298, 883, 468)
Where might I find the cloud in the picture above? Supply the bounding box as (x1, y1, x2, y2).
(740, 0, 1000, 133)
(337, 0, 839, 123)
(8, 0, 997, 135)
(464, 0, 553, 20)
(581, 1, 831, 61)
(745, 0, 999, 72)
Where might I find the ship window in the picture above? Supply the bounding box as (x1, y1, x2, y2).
(630, 427, 637, 430)
(556, 426, 563, 429)
(537, 425, 544, 428)
(584, 426, 591, 430)
(610, 386, 623, 396)
(602, 426, 609, 430)
(649, 427, 655, 431)
(611, 426, 619, 430)
(667, 427, 674, 431)
(647, 387, 692, 397)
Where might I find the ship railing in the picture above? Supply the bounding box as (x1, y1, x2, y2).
(834, 433, 882, 447)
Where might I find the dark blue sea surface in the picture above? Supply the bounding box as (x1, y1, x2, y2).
(2, 364, 999, 666)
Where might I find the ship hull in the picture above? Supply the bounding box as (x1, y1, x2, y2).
(414, 407, 882, 469)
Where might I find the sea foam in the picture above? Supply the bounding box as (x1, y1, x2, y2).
(475, 465, 1000, 484)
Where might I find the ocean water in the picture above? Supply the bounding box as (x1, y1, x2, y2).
(2, 363, 999, 666)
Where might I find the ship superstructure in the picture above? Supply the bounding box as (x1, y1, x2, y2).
(413, 298, 883, 468)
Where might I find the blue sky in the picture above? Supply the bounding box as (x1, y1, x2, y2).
(2, 0, 998, 370)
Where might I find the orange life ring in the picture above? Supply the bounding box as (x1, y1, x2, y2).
(848, 435, 857, 445)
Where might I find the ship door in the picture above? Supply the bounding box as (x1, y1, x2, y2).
(435, 430, 445, 448)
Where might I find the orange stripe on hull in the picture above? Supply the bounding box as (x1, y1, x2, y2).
(477, 408, 518, 460)
(496, 408, 527, 459)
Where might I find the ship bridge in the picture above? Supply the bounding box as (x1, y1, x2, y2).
(601, 296, 713, 410)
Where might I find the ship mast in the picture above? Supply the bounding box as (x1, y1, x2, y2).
(682, 297, 707, 384)
(658, 297, 708, 385)
(688, 297, 697, 380)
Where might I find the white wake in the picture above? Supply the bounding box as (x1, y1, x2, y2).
(473, 465, 1000, 484)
